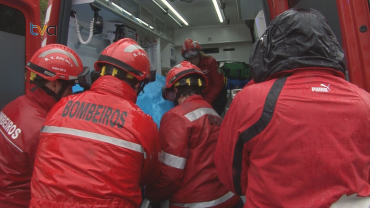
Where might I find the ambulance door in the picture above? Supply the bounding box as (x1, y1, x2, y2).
(40, 0, 72, 46)
(335, 0, 370, 92)
(0, 0, 40, 109)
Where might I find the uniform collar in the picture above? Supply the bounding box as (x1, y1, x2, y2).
(182, 94, 203, 104)
(265, 67, 345, 81)
(26, 85, 57, 112)
(90, 76, 138, 103)
(291, 67, 345, 78)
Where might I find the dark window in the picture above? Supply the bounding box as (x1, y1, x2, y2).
(291, 0, 343, 47)
(0, 4, 25, 36)
(223, 48, 235, 51)
(288, 0, 303, 8)
(202, 48, 219, 54)
(0, 4, 26, 109)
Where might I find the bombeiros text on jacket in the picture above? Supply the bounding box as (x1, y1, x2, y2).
(62, 101, 127, 129)
(0, 111, 22, 139)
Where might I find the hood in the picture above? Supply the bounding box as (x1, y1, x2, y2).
(249, 8, 346, 83)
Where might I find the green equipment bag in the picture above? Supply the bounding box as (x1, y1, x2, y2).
(221, 62, 252, 79)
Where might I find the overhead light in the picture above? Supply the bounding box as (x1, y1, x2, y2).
(152, 0, 166, 12)
(112, 2, 133, 17)
(136, 18, 155, 30)
(168, 14, 183, 28)
(136, 18, 149, 27)
(151, 0, 183, 28)
(212, 0, 223, 23)
(160, 0, 188, 26)
(136, 18, 155, 29)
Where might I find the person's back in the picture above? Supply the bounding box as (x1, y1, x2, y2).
(30, 39, 160, 208)
(0, 88, 55, 208)
(181, 39, 227, 116)
(146, 61, 241, 208)
(221, 69, 370, 207)
(0, 44, 84, 208)
(214, 8, 370, 207)
(31, 76, 160, 207)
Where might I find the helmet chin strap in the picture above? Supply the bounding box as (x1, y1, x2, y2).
(54, 81, 72, 100)
(43, 81, 71, 101)
(137, 81, 148, 96)
(32, 79, 73, 101)
(173, 87, 182, 107)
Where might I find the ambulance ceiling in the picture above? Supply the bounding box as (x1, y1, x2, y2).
(136, 0, 245, 29)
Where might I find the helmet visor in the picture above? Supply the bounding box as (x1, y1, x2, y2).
(149, 63, 156, 82)
(182, 49, 200, 59)
(77, 67, 92, 89)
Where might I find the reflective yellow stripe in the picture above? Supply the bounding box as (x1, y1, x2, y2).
(126, 73, 134, 79)
(112, 68, 118, 77)
(100, 66, 106, 76)
(186, 78, 190, 86)
(30, 71, 37, 81)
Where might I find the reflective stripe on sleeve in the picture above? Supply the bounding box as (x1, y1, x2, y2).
(172, 191, 235, 208)
(42, 126, 144, 154)
(161, 151, 186, 169)
(184, 108, 219, 122)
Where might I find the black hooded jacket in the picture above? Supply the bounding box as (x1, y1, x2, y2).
(215, 8, 370, 208)
(249, 8, 346, 83)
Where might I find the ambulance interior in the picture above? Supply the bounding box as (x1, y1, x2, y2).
(61, 0, 259, 117)
(0, 0, 345, 111)
(68, 0, 258, 75)
(65, 0, 343, 117)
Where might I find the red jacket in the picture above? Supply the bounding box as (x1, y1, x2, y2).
(198, 56, 224, 104)
(0, 87, 56, 208)
(215, 68, 370, 207)
(30, 76, 161, 208)
(145, 95, 240, 208)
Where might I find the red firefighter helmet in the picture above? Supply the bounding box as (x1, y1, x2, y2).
(94, 38, 150, 82)
(181, 38, 201, 56)
(26, 44, 84, 82)
(165, 61, 208, 89)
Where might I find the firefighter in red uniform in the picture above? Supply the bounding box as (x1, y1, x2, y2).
(30, 39, 161, 208)
(0, 44, 84, 208)
(215, 8, 370, 207)
(181, 38, 227, 116)
(145, 61, 242, 208)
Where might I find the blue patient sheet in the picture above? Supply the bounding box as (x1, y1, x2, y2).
(137, 74, 174, 128)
